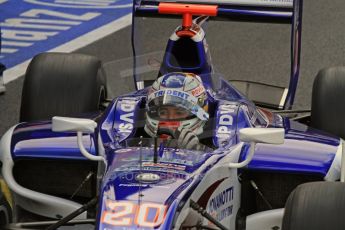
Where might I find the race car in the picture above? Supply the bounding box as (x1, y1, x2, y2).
(1, 0, 345, 229)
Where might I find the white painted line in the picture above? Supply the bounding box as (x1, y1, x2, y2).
(3, 13, 132, 84)
(2, 41, 33, 47)
(2, 48, 18, 54)
(55, 0, 110, 6)
(0, 0, 8, 4)
(24, 0, 131, 9)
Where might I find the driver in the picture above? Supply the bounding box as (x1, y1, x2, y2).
(144, 72, 209, 150)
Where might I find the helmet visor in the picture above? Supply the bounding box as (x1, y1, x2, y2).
(147, 89, 209, 121)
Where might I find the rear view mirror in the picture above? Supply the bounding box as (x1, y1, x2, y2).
(229, 128, 285, 168)
(52, 116, 97, 134)
(52, 116, 104, 162)
(239, 128, 285, 144)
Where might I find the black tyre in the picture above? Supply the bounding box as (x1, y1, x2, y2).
(20, 53, 106, 122)
(311, 67, 345, 139)
(282, 182, 345, 230)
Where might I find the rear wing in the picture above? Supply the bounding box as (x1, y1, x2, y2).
(133, 0, 303, 109)
(179, 0, 292, 8)
(135, 0, 295, 22)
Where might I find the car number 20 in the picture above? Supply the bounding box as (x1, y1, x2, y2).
(101, 201, 167, 227)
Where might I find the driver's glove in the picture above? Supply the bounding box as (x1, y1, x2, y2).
(176, 128, 200, 150)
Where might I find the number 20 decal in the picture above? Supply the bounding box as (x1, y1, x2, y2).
(101, 201, 167, 227)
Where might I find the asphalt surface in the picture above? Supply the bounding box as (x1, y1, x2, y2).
(2, 0, 345, 136)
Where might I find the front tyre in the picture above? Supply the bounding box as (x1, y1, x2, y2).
(282, 182, 345, 230)
(20, 52, 106, 122)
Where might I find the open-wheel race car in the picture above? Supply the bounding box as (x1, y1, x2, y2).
(1, 0, 345, 229)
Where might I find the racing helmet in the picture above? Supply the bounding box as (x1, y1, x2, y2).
(145, 72, 209, 137)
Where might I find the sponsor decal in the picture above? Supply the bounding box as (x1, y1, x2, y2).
(136, 173, 161, 183)
(118, 171, 179, 186)
(0, 0, 131, 71)
(208, 186, 234, 223)
(143, 162, 186, 171)
(118, 99, 136, 133)
(214, 103, 238, 147)
(151, 89, 191, 101)
(148, 89, 209, 120)
(191, 85, 205, 97)
(114, 98, 139, 141)
(216, 104, 236, 139)
(101, 200, 167, 228)
(119, 183, 171, 188)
